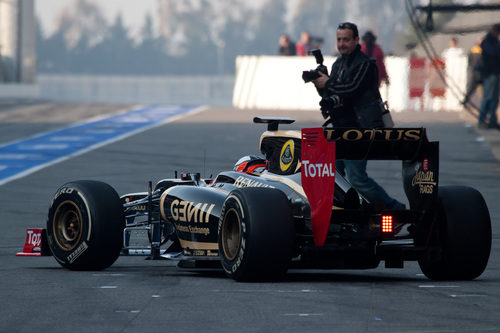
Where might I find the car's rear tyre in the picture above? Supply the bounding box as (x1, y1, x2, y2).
(47, 180, 125, 270)
(218, 188, 294, 281)
(418, 186, 491, 280)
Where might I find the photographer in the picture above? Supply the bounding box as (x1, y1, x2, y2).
(312, 22, 405, 210)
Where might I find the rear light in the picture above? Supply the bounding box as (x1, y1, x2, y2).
(382, 215, 393, 233)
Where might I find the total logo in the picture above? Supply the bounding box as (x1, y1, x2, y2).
(302, 160, 335, 178)
(26, 229, 42, 247)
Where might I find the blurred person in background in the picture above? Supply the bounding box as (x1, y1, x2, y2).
(296, 31, 312, 56)
(441, 37, 465, 58)
(360, 31, 389, 87)
(441, 37, 466, 111)
(278, 34, 296, 56)
(0, 45, 3, 82)
(477, 24, 500, 130)
(463, 37, 483, 105)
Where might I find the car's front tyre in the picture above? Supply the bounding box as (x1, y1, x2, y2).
(47, 180, 125, 270)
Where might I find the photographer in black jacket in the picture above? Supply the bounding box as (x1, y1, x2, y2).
(313, 22, 404, 210)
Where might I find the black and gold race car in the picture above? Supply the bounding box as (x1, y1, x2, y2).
(20, 117, 491, 281)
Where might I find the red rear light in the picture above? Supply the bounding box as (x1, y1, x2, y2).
(382, 215, 393, 233)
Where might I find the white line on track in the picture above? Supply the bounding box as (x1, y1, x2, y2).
(211, 289, 321, 293)
(284, 313, 324, 317)
(115, 310, 140, 313)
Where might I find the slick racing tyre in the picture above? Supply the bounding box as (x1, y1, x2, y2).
(47, 180, 125, 270)
(418, 186, 491, 280)
(218, 187, 294, 281)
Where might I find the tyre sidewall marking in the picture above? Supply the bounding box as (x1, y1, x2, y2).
(219, 194, 247, 276)
(67, 241, 88, 264)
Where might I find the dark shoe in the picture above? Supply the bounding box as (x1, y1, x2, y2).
(478, 123, 489, 129)
(488, 123, 500, 130)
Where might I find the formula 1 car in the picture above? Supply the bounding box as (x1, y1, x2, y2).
(18, 117, 491, 281)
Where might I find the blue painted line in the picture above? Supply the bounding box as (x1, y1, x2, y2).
(0, 105, 202, 185)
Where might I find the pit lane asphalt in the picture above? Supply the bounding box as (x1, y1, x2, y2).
(1, 102, 499, 333)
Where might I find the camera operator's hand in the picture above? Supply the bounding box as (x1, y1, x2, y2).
(313, 71, 329, 89)
(319, 94, 341, 109)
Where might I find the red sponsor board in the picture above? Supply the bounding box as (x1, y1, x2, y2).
(429, 58, 446, 97)
(301, 128, 336, 246)
(409, 57, 427, 98)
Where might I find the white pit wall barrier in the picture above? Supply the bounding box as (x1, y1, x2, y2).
(233, 55, 468, 112)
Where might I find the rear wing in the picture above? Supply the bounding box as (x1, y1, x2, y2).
(302, 127, 439, 246)
(321, 128, 439, 212)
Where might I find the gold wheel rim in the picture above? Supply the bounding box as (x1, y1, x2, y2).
(221, 208, 241, 261)
(53, 200, 83, 251)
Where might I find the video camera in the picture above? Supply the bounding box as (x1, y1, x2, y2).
(302, 49, 328, 83)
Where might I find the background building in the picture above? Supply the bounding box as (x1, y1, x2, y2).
(0, 0, 36, 83)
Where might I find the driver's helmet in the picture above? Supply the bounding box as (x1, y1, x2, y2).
(233, 155, 267, 174)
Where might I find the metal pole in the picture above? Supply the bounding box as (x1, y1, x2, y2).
(416, 3, 500, 12)
(16, 0, 21, 82)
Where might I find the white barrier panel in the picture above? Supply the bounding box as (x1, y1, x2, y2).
(233, 56, 333, 110)
(233, 55, 468, 112)
(380, 57, 409, 112)
(443, 55, 467, 110)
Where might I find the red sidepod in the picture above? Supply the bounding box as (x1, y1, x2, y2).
(301, 128, 336, 247)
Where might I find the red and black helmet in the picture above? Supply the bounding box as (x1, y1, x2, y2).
(233, 155, 267, 174)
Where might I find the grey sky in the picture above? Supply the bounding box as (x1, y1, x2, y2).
(35, 0, 158, 38)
